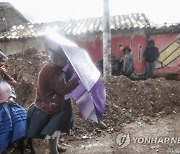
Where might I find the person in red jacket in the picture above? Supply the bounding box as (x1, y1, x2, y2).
(27, 46, 79, 154)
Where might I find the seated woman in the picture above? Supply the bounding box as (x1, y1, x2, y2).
(0, 51, 27, 154)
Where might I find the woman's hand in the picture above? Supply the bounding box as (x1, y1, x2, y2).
(10, 78, 17, 84)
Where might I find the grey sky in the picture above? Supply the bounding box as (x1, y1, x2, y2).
(3, 0, 180, 24)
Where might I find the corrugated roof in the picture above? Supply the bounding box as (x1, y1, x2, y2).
(0, 13, 151, 40)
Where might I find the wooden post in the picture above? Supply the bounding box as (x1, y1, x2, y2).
(103, 0, 111, 78)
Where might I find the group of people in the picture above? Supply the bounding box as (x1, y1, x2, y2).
(0, 39, 160, 153)
(118, 39, 159, 79)
(0, 45, 80, 154)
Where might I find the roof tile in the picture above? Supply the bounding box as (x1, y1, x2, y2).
(0, 13, 179, 40)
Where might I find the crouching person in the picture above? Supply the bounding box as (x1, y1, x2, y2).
(0, 51, 27, 154)
(27, 46, 79, 154)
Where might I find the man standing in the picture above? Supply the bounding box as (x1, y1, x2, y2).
(143, 40, 159, 79)
(121, 47, 133, 77)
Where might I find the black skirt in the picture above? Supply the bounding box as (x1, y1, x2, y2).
(27, 99, 73, 139)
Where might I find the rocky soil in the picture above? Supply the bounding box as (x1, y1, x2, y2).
(6, 48, 180, 153)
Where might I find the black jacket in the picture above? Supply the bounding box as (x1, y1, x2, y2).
(144, 46, 159, 63)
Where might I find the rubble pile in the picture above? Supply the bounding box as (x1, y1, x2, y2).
(7, 48, 47, 107)
(7, 49, 180, 140)
(103, 76, 180, 132)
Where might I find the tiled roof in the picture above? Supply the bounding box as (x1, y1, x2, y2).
(0, 13, 179, 40)
(0, 13, 151, 40)
(145, 23, 180, 34)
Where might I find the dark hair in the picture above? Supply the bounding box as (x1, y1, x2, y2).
(48, 46, 68, 65)
(148, 40, 155, 46)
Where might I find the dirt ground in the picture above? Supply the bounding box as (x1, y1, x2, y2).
(59, 111, 180, 154)
(6, 48, 180, 154)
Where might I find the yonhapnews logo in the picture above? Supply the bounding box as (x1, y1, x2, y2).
(116, 133, 180, 149)
(116, 133, 130, 148)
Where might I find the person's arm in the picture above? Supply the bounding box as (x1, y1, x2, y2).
(64, 63, 75, 81)
(0, 67, 16, 84)
(122, 58, 127, 73)
(51, 72, 79, 96)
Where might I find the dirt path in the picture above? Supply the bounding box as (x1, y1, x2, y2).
(63, 111, 180, 154)
(31, 111, 180, 154)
